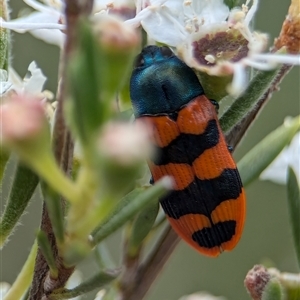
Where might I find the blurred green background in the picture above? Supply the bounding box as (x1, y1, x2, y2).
(1, 1, 299, 300)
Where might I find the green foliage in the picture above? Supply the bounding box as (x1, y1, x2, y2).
(0, 149, 9, 181)
(126, 201, 159, 257)
(0, 0, 9, 70)
(91, 180, 170, 245)
(41, 182, 65, 245)
(49, 270, 120, 299)
(224, 0, 241, 9)
(0, 162, 39, 247)
(238, 116, 300, 186)
(287, 167, 300, 269)
(220, 69, 280, 134)
(262, 278, 284, 300)
(2, 2, 300, 300)
(36, 230, 59, 278)
(196, 71, 233, 101)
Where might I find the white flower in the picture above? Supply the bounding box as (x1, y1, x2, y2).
(0, 0, 135, 47)
(0, 61, 47, 96)
(126, 0, 300, 96)
(0, 0, 65, 47)
(0, 62, 57, 124)
(179, 292, 226, 300)
(260, 132, 300, 185)
(126, 0, 230, 46)
(0, 70, 11, 95)
(2, 0, 300, 96)
(0, 282, 10, 298)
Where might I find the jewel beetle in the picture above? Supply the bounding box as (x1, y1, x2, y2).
(130, 45, 246, 257)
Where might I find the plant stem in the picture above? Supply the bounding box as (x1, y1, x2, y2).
(30, 151, 78, 203)
(29, 1, 95, 298)
(225, 64, 293, 147)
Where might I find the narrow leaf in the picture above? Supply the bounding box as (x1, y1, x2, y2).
(4, 241, 38, 300)
(287, 167, 300, 269)
(91, 177, 172, 245)
(220, 69, 280, 134)
(0, 0, 9, 70)
(238, 116, 300, 186)
(67, 20, 102, 146)
(0, 163, 39, 248)
(36, 230, 58, 278)
(49, 269, 120, 299)
(0, 150, 9, 182)
(41, 182, 65, 244)
(126, 201, 159, 257)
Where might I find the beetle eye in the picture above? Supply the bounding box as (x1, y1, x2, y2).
(160, 46, 174, 58)
(134, 53, 145, 68)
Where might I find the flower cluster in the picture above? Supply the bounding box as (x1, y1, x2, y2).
(2, 0, 299, 96)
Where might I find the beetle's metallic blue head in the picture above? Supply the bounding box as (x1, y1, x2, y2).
(130, 46, 204, 117)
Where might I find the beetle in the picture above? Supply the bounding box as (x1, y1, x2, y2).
(130, 45, 246, 257)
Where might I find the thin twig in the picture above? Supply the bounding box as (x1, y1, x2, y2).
(130, 226, 179, 300)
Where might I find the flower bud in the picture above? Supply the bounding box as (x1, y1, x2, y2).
(245, 265, 271, 300)
(97, 121, 153, 195)
(67, 16, 139, 151)
(0, 93, 50, 163)
(275, 0, 300, 53)
(94, 13, 139, 51)
(244, 265, 284, 300)
(93, 14, 140, 101)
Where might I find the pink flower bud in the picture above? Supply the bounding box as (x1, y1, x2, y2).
(244, 265, 271, 300)
(1, 93, 49, 149)
(98, 122, 153, 165)
(94, 14, 139, 51)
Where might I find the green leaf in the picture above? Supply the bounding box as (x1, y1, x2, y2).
(49, 269, 120, 299)
(0, 163, 39, 248)
(262, 278, 284, 300)
(118, 75, 132, 111)
(3, 241, 38, 300)
(62, 239, 92, 266)
(67, 17, 137, 157)
(220, 69, 280, 134)
(41, 182, 65, 245)
(224, 0, 241, 9)
(287, 167, 300, 269)
(67, 20, 103, 148)
(0, 0, 9, 70)
(0, 149, 9, 182)
(36, 230, 58, 279)
(91, 177, 172, 245)
(126, 201, 159, 257)
(238, 116, 300, 186)
(196, 71, 232, 101)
